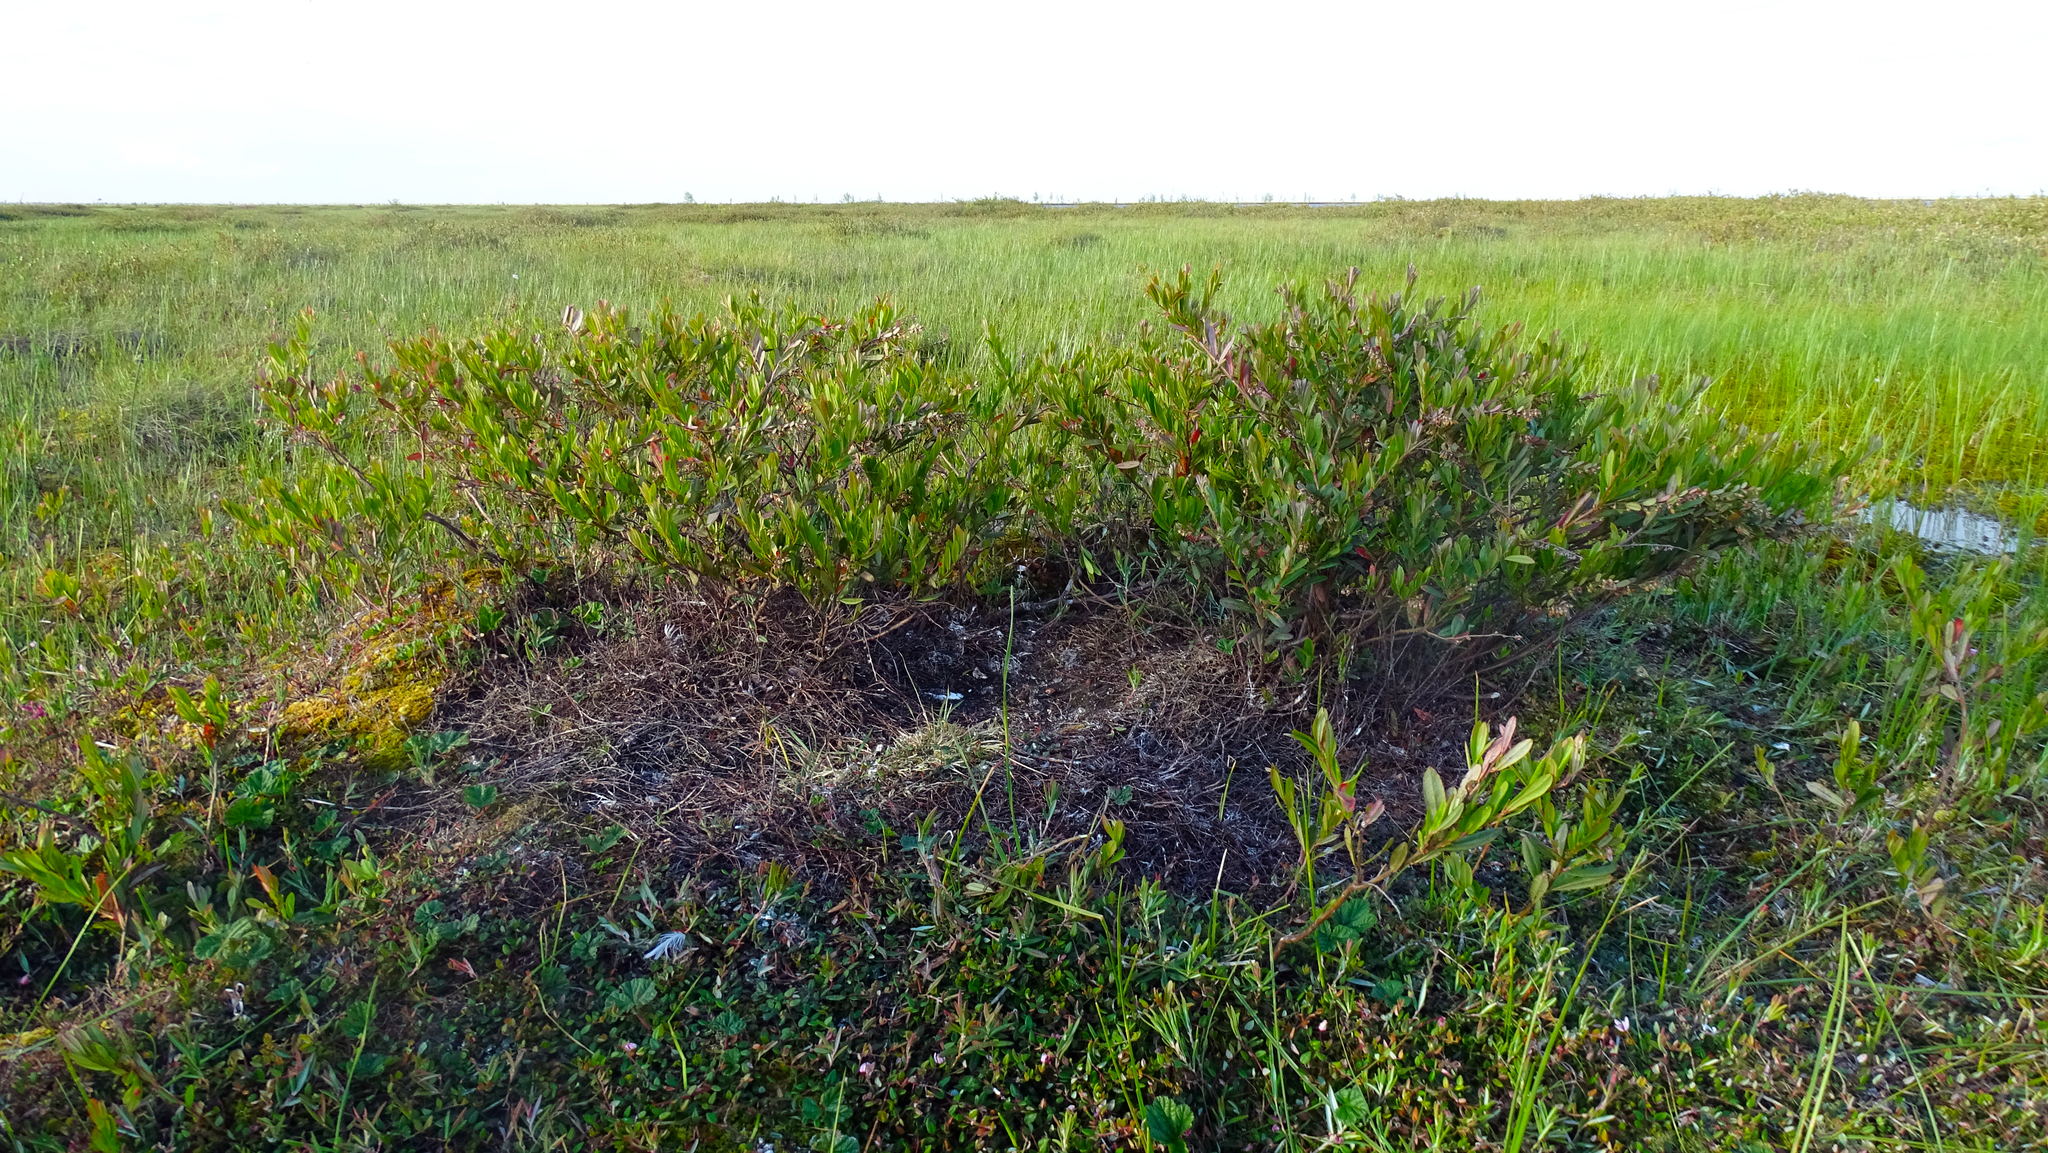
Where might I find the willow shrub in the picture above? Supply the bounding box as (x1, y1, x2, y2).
(236, 296, 1071, 605)
(1052, 267, 1857, 669)
(236, 270, 1854, 667)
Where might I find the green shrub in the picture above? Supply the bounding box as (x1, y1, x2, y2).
(1051, 266, 1853, 658)
(235, 297, 1057, 605)
(238, 271, 1852, 667)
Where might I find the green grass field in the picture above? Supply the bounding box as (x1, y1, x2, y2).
(5, 197, 2045, 572)
(2, 198, 2046, 1151)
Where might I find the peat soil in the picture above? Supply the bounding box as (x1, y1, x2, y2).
(398, 576, 1502, 905)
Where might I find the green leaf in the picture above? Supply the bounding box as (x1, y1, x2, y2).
(195, 917, 273, 967)
(1267, 765, 1295, 810)
(606, 977, 658, 1015)
(1446, 828, 1502, 854)
(0, 835, 97, 909)
(223, 796, 275, 830)
(85, 1097, 121, 1153)
(1144, 1097, 1194, 1153)
(1804, 781, 1846, 808)
(1420, 767, 1447, 818)
(1550, 862, 1618, 892)
(462, 784, 500, 811)
(1495, 768, 1556, 820)
(165, 684, 204, 726)
(338, 996, 376, 1039)
(1314, 897, 1379, 952)
(1331, 1085, 1370, 1130)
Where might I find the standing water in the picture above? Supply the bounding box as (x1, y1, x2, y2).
(1861, 499, 2021, 555)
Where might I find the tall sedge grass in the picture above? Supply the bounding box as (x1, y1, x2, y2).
(0, 197, 2042, 700)
(5, 200, 2041, 496)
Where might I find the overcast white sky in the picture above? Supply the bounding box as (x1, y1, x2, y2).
(3, 0, 2041, 204)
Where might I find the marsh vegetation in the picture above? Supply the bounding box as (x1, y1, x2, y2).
(2, 197, 2046, 1150)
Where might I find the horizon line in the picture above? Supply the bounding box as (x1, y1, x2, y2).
(8, 191, 2046, 210)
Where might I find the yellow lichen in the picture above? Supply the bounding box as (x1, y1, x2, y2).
(104, 687, 176, 743)
(277, 575, 485, 768)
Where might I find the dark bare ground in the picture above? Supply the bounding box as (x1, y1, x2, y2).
(384, 575, 1500, 909)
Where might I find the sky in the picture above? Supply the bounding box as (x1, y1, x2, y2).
(3, 0, 2042, 204)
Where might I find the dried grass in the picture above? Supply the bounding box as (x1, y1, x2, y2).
(409, 574, 1489, 895)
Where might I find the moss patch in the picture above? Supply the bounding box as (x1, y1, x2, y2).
(276, 578, 478, 767)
